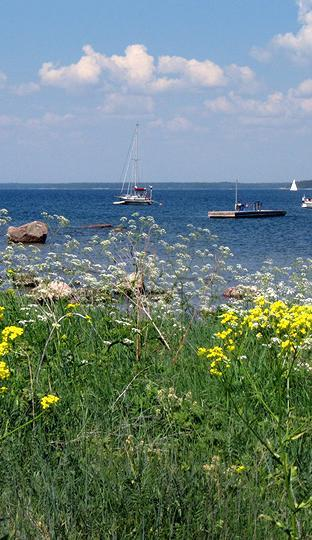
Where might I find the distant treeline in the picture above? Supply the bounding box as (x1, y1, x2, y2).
(0, 180, 311, 189)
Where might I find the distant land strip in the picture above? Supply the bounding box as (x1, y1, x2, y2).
(0, 180, 311, 190)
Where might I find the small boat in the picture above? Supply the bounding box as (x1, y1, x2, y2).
(301, 195, 312, 208)
(113, 123, 153, 205)
(290, 179, 298, 191)
(208, 180, 287, 219)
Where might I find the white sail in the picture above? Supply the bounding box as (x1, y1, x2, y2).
(290, 179, 298, 191)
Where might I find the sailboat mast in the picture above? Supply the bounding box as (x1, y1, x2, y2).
(235, 179, 238, 208)
(134, 122, 139, 187)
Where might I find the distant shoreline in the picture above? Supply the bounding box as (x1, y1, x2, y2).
(1, 180, 311, 190)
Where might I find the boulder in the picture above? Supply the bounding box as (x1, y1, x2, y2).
(223, 285, 258, 300)
(117, 272, 145, 296)
(7, 221, 48, 244)
(32, 280, 73, 301)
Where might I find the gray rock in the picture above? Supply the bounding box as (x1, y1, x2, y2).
(7, 221, 48, 244)
(32, 280, 73, 301)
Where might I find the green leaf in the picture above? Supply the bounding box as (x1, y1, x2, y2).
(295, 496, 312, 511)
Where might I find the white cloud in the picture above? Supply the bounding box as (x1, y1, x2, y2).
(102, 44, 155, 87)
(271, 0, 312, 61)
(204, 85, 312, 124)
(39, 44, 106, 88)
(100, 92, 154, 114)
(149, 115, 199, 133)
(166, 116, 193, 131)
(0, 114, 20, 127)
(0, 112, 74, 129)
(249, 46, 272, 63)
(204, 96, 235, 113)
(0, 71, 7, 88)
(38, 43, 255, 94)
(158, 55, 226, 87)
(12, 82, 40, 96)
(294, 77, 312, 95)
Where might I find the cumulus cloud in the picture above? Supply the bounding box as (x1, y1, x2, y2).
(39, 44, 106, 88)
(264, 0, 312, 61)
(102, 44, 155, 87)
(294, 77, 312, 94)
(158, 55, 226, 87)
(38, 43, 255, 94)
(204, 81, 312, 125)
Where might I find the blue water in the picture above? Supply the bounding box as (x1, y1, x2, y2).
(1, 185, 311, 270)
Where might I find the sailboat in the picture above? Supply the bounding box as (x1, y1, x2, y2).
(113, 123, 153, 205)
(290, 179, 298, 191)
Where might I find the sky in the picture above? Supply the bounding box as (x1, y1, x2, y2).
(1, 0, 312, 183)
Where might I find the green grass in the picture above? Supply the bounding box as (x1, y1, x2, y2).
(0, 293, 311, 539)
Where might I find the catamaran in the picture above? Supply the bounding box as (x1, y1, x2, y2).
(113, 123, 153, 205)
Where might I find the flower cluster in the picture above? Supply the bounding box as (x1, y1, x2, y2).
(242, 297, 312, 352)
(198, 298, 312, 376)
(198, 345, 230, 376)
(0, 309, 24, 390)
(40, 394, 60, 410)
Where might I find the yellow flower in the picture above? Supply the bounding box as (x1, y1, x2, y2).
(0, 361, 10, 380)
(0, 341, 10, 356)
(66, 303, 80, 310)
(2, 326, 24, 341)
(234, 465, 246, 474)
(0, 386, 8, 393)
(40, 394, 60, 410)
(215, 328, 232, 340)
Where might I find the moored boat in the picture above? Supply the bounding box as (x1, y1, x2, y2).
(113, 123, 153, 205)
(301, 195, 312, 208)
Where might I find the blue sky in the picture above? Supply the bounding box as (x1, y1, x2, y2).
(1, 0, 312, 183)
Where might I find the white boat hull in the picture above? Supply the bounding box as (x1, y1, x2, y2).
(302, 201, 312, 208)
(115, 196, 152, 205)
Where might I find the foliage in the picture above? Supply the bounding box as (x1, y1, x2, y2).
(0, 212, 311, 538)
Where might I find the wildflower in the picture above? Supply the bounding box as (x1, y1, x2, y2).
(40, 394, 60, 410)
(234, 465, 246, 474)
(2, 326, 24, 341)
(199, 346, 230, 376)
(0, 386, 8, 393)
(0, 341, 10, 356)
(66, 303, 80, 310)
(0, 361, 10, 380)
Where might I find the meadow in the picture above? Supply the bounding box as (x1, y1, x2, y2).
(0, 212, 311, 539)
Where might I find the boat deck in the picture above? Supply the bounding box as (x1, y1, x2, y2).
(208, 210, 287, 219)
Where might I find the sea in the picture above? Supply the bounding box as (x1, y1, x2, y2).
(0, 183, 311, 272)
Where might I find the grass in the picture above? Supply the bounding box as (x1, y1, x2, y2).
(0, 292, 311, 539)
